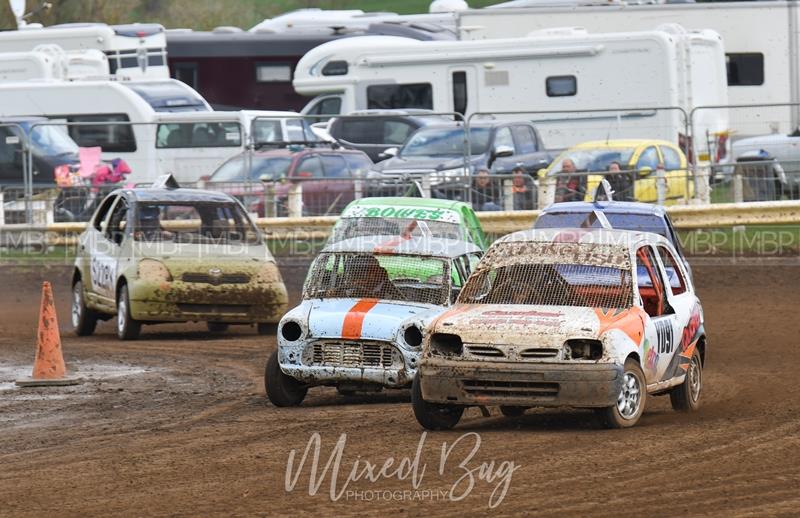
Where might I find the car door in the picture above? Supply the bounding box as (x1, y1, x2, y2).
(89, 195, 126, 304)
(659, 144, 690, 202)
(80, 194, 117, 303)
(291, 154, 324, 215)
(636, 244, 681, 385)
(511, 125, 548, 173)
(633, 146, 661, 202)
(319, 154, 355, 215)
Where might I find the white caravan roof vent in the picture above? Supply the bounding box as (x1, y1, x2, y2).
(429, 0, 469, 13)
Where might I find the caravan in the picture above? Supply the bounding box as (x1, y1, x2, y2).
(293, 26, 729, 151)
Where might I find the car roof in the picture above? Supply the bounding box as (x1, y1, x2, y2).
(115, 187, 237, 203)
(568, 139, 675, 150)
(250, 146, 363, 158)
(341, 197, 472, 213)
(541, 201, 667, 217)
(322, 235, 481, 258)
(499, 227, 671, 249)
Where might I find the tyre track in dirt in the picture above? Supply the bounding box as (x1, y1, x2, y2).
(0, 262, 798, 516)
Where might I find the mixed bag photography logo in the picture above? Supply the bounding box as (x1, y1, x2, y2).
(285, 432, 520, 508)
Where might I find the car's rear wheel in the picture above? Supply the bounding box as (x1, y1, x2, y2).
(670, 347, 703, 411)
(116, 284, 141, 341)
(599, 359, 646, 428)
(265, 351, 307, 407)
(411, 373, 463, 430)
(500, 406, 527, 417)
(207, 322, 229, 333)
(72, 280, 97, 336)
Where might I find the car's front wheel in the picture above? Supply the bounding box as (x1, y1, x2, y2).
(670, 347, 703, 411)
(500, 406, 527, 417)
(411, 373, 463, 430)
(599, 359, 646, 428)
(265, 351, 307, 407)
(116, 284, 141, 341)
(72, 280, 97, 336)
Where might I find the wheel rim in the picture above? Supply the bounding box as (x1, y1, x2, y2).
(118, 296, 126, 333)
(617, 371, 642, 419)
(71, 284, 81, 328)
(688, 356, 702, 402)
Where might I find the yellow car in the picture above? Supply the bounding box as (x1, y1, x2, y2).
(540, 139, 693, 204)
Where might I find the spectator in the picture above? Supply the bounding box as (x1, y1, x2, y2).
(512, 166, 536, 210)
(472, 168, 502, 211)
(554, 157, 586, 202)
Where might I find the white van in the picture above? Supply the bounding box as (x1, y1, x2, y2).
(294, 26, 729, 150)
(153, 110, 318, 183)
(0, 78, 211, 184)
(0, 23, 169, 79)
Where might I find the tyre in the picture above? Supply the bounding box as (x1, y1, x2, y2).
(265, 350, 307, 407)
(71, 280, 97, 336)
(599, 359, 646, 429)
(257, 323, 277, 336)
(207, 322, 229, 333)
(500, 406, 526, 418)
(670, 347, 703, 412)
(411, 373, 463, 430)
(116, 284, 141, 341)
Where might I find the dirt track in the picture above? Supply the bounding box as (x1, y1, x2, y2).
(1, 260, 799, 516)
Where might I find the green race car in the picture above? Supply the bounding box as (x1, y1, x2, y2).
(71, 180, 288, 340)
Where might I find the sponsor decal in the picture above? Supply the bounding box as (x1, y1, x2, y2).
(343, 205, 460, 224)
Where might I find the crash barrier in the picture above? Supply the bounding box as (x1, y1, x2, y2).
(6, 200, 799, 251)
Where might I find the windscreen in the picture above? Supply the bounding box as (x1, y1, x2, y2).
(535, 212, 670, 239)
(22, 124, 78, 156)
(401, 127, 491, 157)
(124, 82, 208, 112)
(210, 155, 292, 182)
(549, 148, 635, 173)
(304, 252, 450, 306)
(134, 201, 260, 244)
(459, 241, 633, 308)
(330, 217, 466, 243)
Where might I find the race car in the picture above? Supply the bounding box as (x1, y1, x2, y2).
(71, 176, 289, 340)
(413, 227, 706, 430)
(265, 234, 483, 406)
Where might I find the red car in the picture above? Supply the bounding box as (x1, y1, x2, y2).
(207, 146, 373, 216)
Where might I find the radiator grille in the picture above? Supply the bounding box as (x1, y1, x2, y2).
(181, 272, 250, 285)
(309, 341, 394, 369)
(461, 379, 559, 398)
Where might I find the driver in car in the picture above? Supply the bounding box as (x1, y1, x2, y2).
(346, 255, 405, 301)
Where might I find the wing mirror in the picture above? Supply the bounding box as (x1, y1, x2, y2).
(493, 145, 514, 158)
(638, 166, 653, 177)
(379, 147, 398, 159)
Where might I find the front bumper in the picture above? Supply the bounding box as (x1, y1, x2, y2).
(419, 357, 623, 408)
(278, 340, 419, 388)
(128, 280, 288, 323)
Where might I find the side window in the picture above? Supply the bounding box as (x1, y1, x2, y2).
(156, 122, 241, 148)
(493, 127, 515, 152)
(66, 114, 136, 152)
(452, 71, 467, 116)
(546, 75, 577, 97)
(0, 126, 22, 167)
(512, 126, 537, 154)
(320, 155, 349, 178)
(383, 121, 414, 146)
(252, 120, 282, 144)
(172, 62, 198, 89)
(726, 53, 764, 86)
(660, 146, 682, 170)
(306, 97, 342, 124)
(366, 83, 433, 110)
(105, 198, 129, 246)
(93, 195, 118, 231)
(657, 246, 687, 295)
(636, 245, 668, 317)
(636, 146, 660, 171)
(296, 156, 323, 178)
(285, 120, 307, 142)
(344, 154, 373, 176)
(337, 119, 377, 144)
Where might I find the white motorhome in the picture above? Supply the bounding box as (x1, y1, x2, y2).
(0, 79, 211, 184)
(457, 1, 800, 134)
(294, 26, 729, 150)
(0, 22, 169, 79)
(0, 46, 110, 82)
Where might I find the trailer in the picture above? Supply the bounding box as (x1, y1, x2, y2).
(293, 25, 729, 150)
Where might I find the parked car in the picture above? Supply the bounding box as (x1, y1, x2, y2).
(265, 234, 483, 406)
(413, 227, 706, 430)
(71, 176, 288, 340)
(540, 139, 691, 204)
(326, 110, 450, 162)
(368, 121, 552, 200)
(206, 145, 373, 216)
(329, 197, 489, 250)
(0, 116, 79, 185)
(534, 199, 691, 280)
(727, 133, 800, 198)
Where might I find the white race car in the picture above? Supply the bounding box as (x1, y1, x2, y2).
(413, 228, 706, 429)
(266, 234, 483, 406)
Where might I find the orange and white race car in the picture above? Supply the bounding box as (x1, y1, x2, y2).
(413, 227, 706, 429)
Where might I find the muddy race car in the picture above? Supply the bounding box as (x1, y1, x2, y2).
(71, 178, 288, 340)
(265, 235, 483, 406)
(413, 227, 706, 430)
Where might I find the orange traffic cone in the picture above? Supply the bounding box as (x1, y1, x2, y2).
(16, 282, 81, 387)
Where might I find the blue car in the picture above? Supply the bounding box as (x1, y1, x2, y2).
(534, 200, 691, 280)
